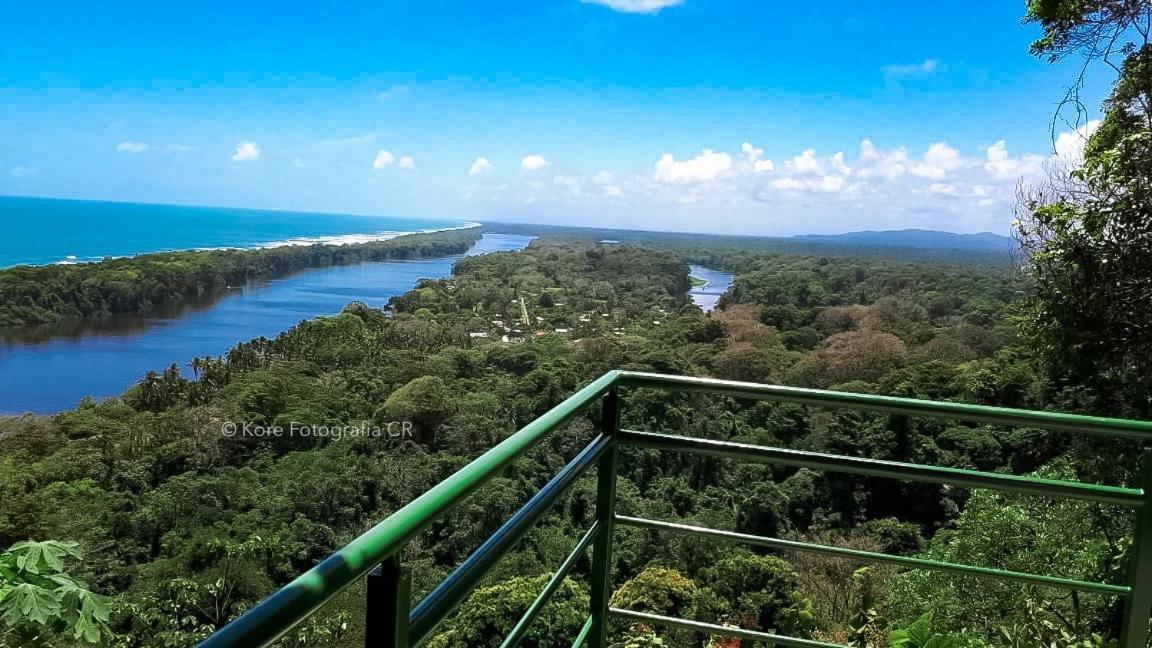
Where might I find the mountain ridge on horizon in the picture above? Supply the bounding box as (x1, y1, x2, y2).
(789, 228, 1015, 252)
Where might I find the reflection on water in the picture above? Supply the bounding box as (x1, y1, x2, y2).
(688, 264, 733, 313)
(0, 234, 532, 414)
(1, 291, 233, 345)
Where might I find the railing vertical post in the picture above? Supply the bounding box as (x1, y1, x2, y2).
(588, 388, 620, 648)
(365, 553, 410, 648)
(1120, 451, 1152, 648)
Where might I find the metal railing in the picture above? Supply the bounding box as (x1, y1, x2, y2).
(199, 371, 1152, 648)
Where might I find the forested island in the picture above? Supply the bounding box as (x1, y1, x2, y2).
(0, 228, 481, 328)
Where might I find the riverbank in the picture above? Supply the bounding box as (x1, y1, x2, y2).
(687, 264, 732, 312)
(0, 227, 481, 328)
(0, 234, 533, 413)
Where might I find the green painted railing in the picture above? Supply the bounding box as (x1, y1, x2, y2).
(199, 371, 1152, 648)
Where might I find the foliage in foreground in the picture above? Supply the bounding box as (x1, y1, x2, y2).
(0, 540, 112, 646)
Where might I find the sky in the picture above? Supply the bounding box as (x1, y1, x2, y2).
(0, 0, 1116, 235)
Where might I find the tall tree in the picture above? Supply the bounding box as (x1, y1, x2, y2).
(1016, 0, 1152, 418)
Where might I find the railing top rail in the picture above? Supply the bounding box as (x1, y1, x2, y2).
(619, 430, 1144, 508)
(200, 370, 621, 648)
(619, 371, 1152, 440)
(202, 370, 1152, 647)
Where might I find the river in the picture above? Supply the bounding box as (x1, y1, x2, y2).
(687, 264, 733, 313)
(0, 234, 532, 414)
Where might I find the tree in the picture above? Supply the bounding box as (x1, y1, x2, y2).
(1016, 0, 1152, 419)
(0, 540, 113, 646)
(377, 375, 452, 442)
(789, 330, 908, 387)
(701, 552, 816, 638)
(884, 464, 1119, 644)
(611, 566, 697, 618)
(425, 574, 588, 647)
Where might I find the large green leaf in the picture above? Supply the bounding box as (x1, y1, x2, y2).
(0, 582, 62, 628)
(7, 540, 81, 576)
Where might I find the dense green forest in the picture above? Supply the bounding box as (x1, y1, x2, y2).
(0, 228, 481, 328)
(482, 222, 1014, 266)
(3, 0, 1151, 646)
(0, 236, 1117, 647)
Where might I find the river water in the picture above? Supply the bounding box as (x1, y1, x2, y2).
(0, 234, 532, 414)
(687, 264, 733, 313)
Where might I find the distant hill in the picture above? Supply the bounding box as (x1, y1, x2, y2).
(790, 229, 1015, 254)
(481, 222, 1018, 265)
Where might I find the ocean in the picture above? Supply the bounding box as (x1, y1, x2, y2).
(0, 196, 471, 267)
(0, 196, 527, 413)
(0, 232, 533, 413)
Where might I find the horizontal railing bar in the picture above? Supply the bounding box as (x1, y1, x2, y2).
(199, 371, 621, 648)
(409, 434, 612, 644)
(500, 521, 601, 648)
(200, 371, 1152, 648)
(618, 372, 1152, 440)
(617, 515, 1130, 596)
(618, 430, 1144, 508)
(571, 615, 594, 647)
(608, 607, 844, 648)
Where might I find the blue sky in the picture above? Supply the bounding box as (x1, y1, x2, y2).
(0, 0, 1113, 234)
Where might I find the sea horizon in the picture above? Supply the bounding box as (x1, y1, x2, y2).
(0, 195, 478, 268)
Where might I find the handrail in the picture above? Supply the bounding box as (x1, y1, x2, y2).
(407, 434, 611, 643)
(618, 430, 1145, 507)
(617, 371, 1152, 439)
(200, 370, 1152, 648)
(615, 516, 1130, 596)
(200, 370, 621, 648)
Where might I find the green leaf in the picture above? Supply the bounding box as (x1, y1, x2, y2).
(0, 582, 62, 627)
(7, 540, 81, 576)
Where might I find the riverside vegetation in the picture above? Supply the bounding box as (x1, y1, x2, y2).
(0, 228, 481, 328)
(0, 236, 1131, 647)
(3, 1, 1152, 645)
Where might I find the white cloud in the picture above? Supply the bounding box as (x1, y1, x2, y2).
(829, 151, 851, 176)
(984, 140, 1010, 173)
(786, 148, 825, 175)
(856, 139, 909, 179)
(753, 159, 776, 172)
(522, 154, 549, 171)
(398, 155, 416, 169)
(469, 157, 494, 176)
(1054, 119, 1101, 164)
(741, 142, 775, 172)
(653, 149, 732, 183)
(815, 175, 847, 192)
(372, 149, 396, 169)
(116, 141, 148, 153)
(882, 59, 940, 80)
(476, 125, 1095, 235)
(580, 0, 683, 14)
(770, 177, 805, 191)
(910, 142, 962, 179)
(232, 141, 261, 162)
(9, 166, 34, 178)
(983, 140, 1044, 179)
